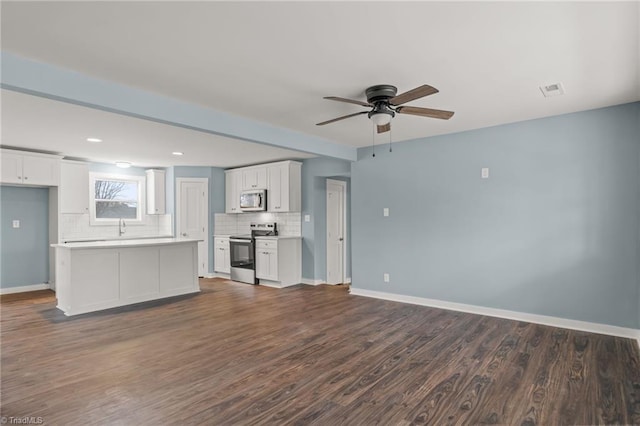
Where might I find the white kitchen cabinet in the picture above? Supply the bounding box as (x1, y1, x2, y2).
(255, 237, 301, 287)
(60, 160, 90, 214)
(214, 237, 230, 274)
(267, 161, 302, 212)
(146, 169, 166, 214)
(241, 166, 267, 190)
(1, 149, 61, 186)
(256, 239, 278, 281)
(1, 152, 23, 184)
(225, 160, 302, 213)
(225, 169, 242, 213)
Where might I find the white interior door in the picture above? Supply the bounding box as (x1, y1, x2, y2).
(326, 179, 346, 285)
(177, 178, 208, 277)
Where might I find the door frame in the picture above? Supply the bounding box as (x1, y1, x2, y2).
(176, 177, 209, 277)
(326, 178, 347, 285)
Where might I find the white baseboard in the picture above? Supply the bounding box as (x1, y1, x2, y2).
(349, 287, 640, 343)
(204, 273, 229, 279)
(301, 278, 325, 286)
(302, 278, 351, 286)
(0, 283, 51, 295)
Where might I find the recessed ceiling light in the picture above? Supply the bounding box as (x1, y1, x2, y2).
(115, 161, 131, 168)
(172, 151, 184, 156)
(540, 82, 565, 97)
(86, 137, 102, 143)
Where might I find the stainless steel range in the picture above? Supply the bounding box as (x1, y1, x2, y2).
(229, 222, 277, 284)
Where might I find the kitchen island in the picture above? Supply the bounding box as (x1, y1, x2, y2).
(52, 238, 200, 316)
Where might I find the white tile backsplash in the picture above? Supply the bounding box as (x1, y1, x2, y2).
(61, 213, 173, 241)
(214, 212, 301, 237)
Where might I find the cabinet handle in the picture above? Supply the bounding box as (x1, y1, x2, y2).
(23, 176, 28, 180)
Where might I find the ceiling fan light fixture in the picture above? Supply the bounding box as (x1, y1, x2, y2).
(370, 112, 393, 126)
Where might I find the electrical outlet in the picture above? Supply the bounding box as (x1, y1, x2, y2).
(383, 273, 390, 283)
(12, 220, 20, 229)
(481, 168, 490, 179)
(383, 208, 389, 217)
(304, 215, 311, 222)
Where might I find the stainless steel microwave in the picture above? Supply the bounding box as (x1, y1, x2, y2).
(240, 190, 266, 212)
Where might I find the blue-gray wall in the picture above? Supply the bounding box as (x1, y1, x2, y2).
(301, 157, 351, 281)
(173, 166, 226, 274)
(0, 186, 49, 288)
(352, 102, 640, 329)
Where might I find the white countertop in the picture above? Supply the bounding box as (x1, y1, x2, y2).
(254, 236, 302, 240)
(52, 237, 202, 249)
(213, 235, 301, 240)
(62, 235, 174, 243)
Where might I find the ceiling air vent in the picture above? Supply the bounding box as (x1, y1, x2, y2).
(540, 82, 565, 97)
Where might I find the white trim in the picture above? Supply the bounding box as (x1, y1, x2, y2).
(349, 287, 640, 341)
(345, 277, 352, 284)
(206, 273, 229, 279)
(89, 172, 146, 225)
(301, 278, 325, 286)
(0, 283, 51, 295)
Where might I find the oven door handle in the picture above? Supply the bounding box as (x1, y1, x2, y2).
(230, 238, 253, 243)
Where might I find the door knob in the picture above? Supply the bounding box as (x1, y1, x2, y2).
(339, 237, 344, 241)
(182, 233, 188, 237)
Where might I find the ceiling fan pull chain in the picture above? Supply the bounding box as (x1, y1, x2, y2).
(389, 126, 393, 153)
(372, 122, 376, 158)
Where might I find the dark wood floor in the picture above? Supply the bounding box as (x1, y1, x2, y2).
(1, 279, 639, 425)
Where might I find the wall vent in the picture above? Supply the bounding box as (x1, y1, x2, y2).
(540, 82, 565, 97)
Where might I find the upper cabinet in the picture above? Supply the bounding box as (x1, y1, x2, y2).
(1, 149, 61, 186)
(146, 169, 166, 215)
(60, 160, 90, 214)
(225, 169, 242, 213)
(267, 161, 301, 212)
(241, 166, 267, 190)
(225, 161, 302, 213)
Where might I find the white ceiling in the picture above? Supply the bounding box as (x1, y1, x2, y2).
(1, 1, 639, 166)
(0, 89, 313, 168)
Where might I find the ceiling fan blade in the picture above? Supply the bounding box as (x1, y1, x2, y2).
(377, 123, 391, 134)
(395, 106, 455, 120)
(389, 85, 439, 106)
(323, 96, 372, 107)
(316, 111, 369, 126)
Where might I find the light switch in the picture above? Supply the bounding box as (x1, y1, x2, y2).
(304, 215, 311, 222)
(481, 168, 490, 179)
(383, 208, 389, 217)
(383, 273, 390, 282)
(12, 220, 20, 228)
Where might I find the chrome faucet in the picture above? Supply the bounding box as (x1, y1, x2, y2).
(119, 218, 126, 236)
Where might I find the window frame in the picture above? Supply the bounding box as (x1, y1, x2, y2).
(89, 172, 146, 225)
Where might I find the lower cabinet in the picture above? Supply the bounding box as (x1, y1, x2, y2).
(214, 237, 231, 274)
(256, 241, 278, 281)
(255, 238, 301, 287)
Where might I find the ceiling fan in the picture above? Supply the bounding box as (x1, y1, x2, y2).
(316, 84, 454, 134)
